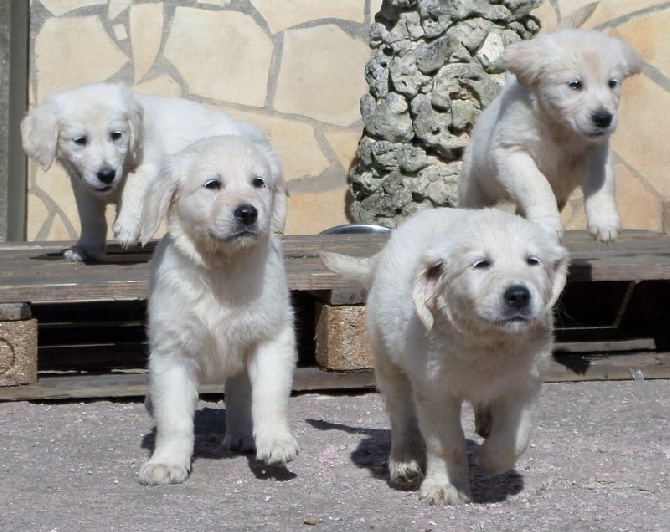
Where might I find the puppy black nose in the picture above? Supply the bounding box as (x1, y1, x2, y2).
(234, 204, 258, 226)
(592, 110, 613, 128)
(97, 167, 116, 185)
(505, 285, 531, 310)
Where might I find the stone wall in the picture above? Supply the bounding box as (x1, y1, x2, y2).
(350, 0, 542, 227)
(26, 0, 381, 239)
(22, 1, 670, 238)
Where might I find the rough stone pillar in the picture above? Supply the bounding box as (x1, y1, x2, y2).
(349, 0, 542, 227)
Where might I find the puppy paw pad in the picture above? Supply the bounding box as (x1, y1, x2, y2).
(138, 462, 189, 485)
(256, 434, 299, 465)
(419, 481, 471, 506)
(389, 460, 423, 487)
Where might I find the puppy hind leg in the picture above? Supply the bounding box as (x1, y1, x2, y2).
(139, 359, 199, 485)
(247, 325, 299, 466)
(222, 370, 255, 453)
(376, 362, 424, 487)
(478, 388, 539, 475)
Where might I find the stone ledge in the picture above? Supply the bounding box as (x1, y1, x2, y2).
(0, 318, 38, 386)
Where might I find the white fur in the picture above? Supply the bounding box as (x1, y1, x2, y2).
(21, 82, 261, 260)
(138, 135, 297, 486)
(322, 208, 568, 505)
(458, 29, 642, 242)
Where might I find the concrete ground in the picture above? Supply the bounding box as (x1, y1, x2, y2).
(0, 379, 668, 531)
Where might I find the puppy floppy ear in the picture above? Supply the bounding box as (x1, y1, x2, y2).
(272, 184, 289, 234)
(411, 251, 446, 331)
(252, 134, 287, 234)
(122, 87, 144, 169)
(139, 158, 181, 246)
(21, 96, 60, 171)
(617, 39, 643, 78)
(502, 37, 550, 88)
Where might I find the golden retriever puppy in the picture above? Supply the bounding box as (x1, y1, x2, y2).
(458, 27, 642, 241)
(138, 135, 297, 485)
(22, 82, 263, 261)
(322, 208, 568, 505)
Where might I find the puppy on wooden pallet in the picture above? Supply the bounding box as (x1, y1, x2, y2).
(322, 208, 568, 505)
(138, 135, 298, 485)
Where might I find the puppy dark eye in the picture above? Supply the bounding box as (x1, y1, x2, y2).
(527, 256, 540, 266)
(608, 79, 619, 89)
(473, 259, 490, 270)
(252, 176, 266, 188)
(568, 79, 583, 91)
(74, 136, 87, 146)
(204, 179, 221, 190)
(110, 131, 123, 141)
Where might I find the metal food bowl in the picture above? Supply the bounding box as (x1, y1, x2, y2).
(319, 224, 392, 235)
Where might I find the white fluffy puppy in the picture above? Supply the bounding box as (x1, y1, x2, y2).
(22, 82, 262, 261)
(458, 28, 642, 241)
(138, 135, 297, 486)
(322, 208, 568, 505)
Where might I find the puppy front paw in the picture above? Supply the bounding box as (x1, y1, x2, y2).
(587, 217, 620, 242)
(478, 443, 517, 476)
(223, 431, 256, 454)
(255, 431, 298, 466)
(529, 215, 564, 241)
(113, 217, 140, 248)
(389, 458, 423, 488)
(64, 243, 105, 262)
(138, 461, 190, 485)
(419, 478, 471, 506)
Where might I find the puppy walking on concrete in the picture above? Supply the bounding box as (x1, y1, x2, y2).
(138, 135, 298, 485)
(458, 6, 642, 241)
(323, 208, 568, 505)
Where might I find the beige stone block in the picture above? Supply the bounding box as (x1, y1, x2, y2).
(615, 163, 663, 231)
(315, 304, 373, 371)
(563, 198, 587, 231)
(49, 212, 79, 241)
(611, 75, 670, 198)
(251, 0, 364, 34)
(130, 3, 164, 83)
(133, 75, 182, 98)
(370, 0, 384, 19)
(164, 7, 273, 107)
(108, 0, 131, 21)
(113, 24, 127, 41)
(41, 0, 106, 17)
(35, 16, 128, 100)
(324, 130, 362, 173)
(274, 25, 369, 126)
(34, 165, 78, 227)
(285, 185, 350, 235)
(608, 9, 670, 79)
(0, 320, 38, 386)
(210, 106, 331, 183)
(26, 193, 49, 241)
(197, 0, 232, 5)
(558, 0, 659, 30)
(533, 1, 558, 32)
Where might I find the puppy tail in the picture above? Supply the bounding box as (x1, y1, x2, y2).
(558, 1, 598, 29)
(320, 252, 378, 290)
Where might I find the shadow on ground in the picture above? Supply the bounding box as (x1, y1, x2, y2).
(305, 418, 524, 504)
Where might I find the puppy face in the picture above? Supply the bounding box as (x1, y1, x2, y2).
(413, 212, 568, 335)
(140, 135, 286, 258)
(503, 30, 642, 142)
(21, 83, 143, 196)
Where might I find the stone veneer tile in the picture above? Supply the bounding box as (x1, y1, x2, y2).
(26, 194, 48, 241)
(40, 0, 106, 17)
(532, 2, 558, 31)
(35, 16, 128, 100)
(212, 106, 330, 182)
(611, 74, 670, 197)
(274, 25, 369, 126)
(324, 130, 362, 172)
(370, 0, 384, 19)
(133, 75, 182, 97)
(608, 10, 670, 79)
(113, 24, 127, 41)
(251, 0, 364, 34)
(108, 0, 131, 21)
(614, 162, 662, 231)
(164, 7, 272, 107)
(130, 3, 164, 84)
(285, 185, 350, 235)
(33, 166, 78, 231)
(558, 0, 662, 29)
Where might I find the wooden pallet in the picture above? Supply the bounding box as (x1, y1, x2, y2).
(0, 231, 669, 400)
